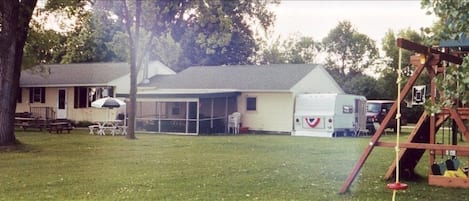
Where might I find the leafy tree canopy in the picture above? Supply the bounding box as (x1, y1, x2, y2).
(381, 28, 426, 73)
(341, 74, 381, 99)
(421, 0, 469, 111)
(421, 0, 469, 42)
(322, 21, 379, 78)
(94, 0, 278, 71)
(259, 34, 320, 64)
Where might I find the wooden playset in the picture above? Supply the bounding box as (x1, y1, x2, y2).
(340, 37, 469, 194)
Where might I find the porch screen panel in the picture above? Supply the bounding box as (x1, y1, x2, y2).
(187, 102, 198, 133)
(212, 97, 229, 133)
(135, 102, 159, 132)
(199, 99, 212, 119)
(227, 97, 237, 114)
(160, 102, 187, 133)
(198, 99, 212, 133)
(198, 97, 235, 134)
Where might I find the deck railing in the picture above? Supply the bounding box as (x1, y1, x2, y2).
(30, 107, 56, 121)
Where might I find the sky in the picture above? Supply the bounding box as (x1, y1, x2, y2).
(269, 1, 436, 45)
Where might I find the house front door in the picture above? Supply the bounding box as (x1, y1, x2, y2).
(57, 89, 67, 119)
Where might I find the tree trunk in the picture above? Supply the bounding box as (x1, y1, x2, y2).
(123, 0, 141, 140)
(0, 1, 37, 146)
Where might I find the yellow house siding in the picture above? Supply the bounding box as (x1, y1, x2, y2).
(16, 88, 30, 112)
(15, 87, 116, 122)
(16, 87, 58, 112)
(238, 92, 294, 133)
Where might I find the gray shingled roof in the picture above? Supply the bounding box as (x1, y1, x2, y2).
(142, 64, 321, 91)
(20, 62, 129, 87)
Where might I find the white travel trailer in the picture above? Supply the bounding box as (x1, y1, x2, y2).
(292, 93, 367, 137)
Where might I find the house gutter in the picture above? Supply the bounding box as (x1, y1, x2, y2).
(20, 83, 111, 88)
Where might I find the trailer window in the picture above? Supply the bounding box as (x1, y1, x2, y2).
(343, 105, 353, 113)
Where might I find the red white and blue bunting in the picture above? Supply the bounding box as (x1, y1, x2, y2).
(305, 117, 321, 128)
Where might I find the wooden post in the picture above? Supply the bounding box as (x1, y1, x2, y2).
(429, 64, 436, 168)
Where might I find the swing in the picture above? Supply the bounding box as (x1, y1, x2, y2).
(431, 123, 447, 175)
(386, 46, 407, 201)
(431, 162, 446, 175)
(431, 119, 466, 177)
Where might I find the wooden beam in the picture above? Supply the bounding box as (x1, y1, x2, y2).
(449, 108, 469, 141)
(440, 108, 469, 115)
(376, 142, 469, 152)
(410, 55, 441, 67)
(396, 38, 463, 64)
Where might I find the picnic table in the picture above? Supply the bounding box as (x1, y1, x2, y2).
(89, 120, 126, 136)
(48, 122, 73, 134)
(15, 117, 45, 131)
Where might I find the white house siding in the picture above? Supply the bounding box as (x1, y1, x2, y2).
(238, 92, 294, 133)
(290, 66, 344, 94)
(112, 61, 176, 96)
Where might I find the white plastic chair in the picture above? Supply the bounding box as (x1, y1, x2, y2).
(228, 112, 241, 134)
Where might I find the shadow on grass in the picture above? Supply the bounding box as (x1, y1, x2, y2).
(0, 140, 40, 153)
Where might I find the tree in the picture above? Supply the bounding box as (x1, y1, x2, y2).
(341, 74, 381, 99)
(22, 21, 67, 68)
(61, 11, 124, 63)
(421, 0, 469, 110)
(421, 0, 469, 42)
(379, 28, 428, 99)
(381, 28, 425, 75)
(149, 32, 182, 69)
(109, 0, 142, 140)
(169, 0, 278, 70)
(322, 21, 379, 78)
(0, 0, 38, 145)
(95, 0, 277, 139)
(259, 34, 320, 64)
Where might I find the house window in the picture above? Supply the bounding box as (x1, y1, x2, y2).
(74, 86, 114, 108)
(29, 87, 45, 103)
(74, 87, 88, 108)
(246, 97, 257, 111)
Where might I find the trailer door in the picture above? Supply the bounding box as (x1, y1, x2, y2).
(354, 98, 367, 133)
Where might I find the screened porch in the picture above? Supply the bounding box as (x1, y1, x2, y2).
(135, 96, 238, 135)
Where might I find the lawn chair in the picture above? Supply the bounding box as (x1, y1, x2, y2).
(228, 112, 241, 134)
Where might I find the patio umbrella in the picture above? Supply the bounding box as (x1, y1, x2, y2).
(91, 97, 126, 109)
(91, 97, 127, 125)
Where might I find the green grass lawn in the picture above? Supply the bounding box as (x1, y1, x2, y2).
(2, 129, 469, 201)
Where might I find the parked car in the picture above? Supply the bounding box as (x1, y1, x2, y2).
(366, 100, 408, 134)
